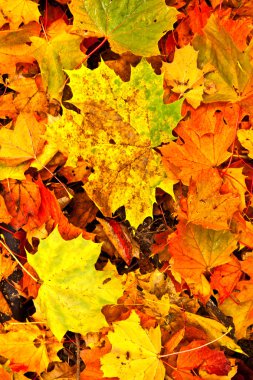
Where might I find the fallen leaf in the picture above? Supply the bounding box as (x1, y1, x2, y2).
(160, 106, 237, 185)
(176, 340, 231, 375)
(185, 312, 244, 353)
(0, 0, 40, 29)
(1, 177, 41, 230)
(30, 30, 85, 100)
(69, 0, 178, 56)
(0, 113, 46, 167)
(97, 218, 140, 265)
(237, 128, 253, 159)
(210, 256, 242, 303)
(193, 14, 253, 103)
(27, 228, 124, 340)
(80, 337, 117, 380)
(101, 311, 165, 380)
(0, 322, 62, 374)
(220, 281, 253, 339)
(184, 168, 240, 230)
(168, 221, 237, 298)
(163, 44, 209, 108)
(46, 60, 181, 227)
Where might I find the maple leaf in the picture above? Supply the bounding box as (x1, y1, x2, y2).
(6, 76, 49, 115)
(64, 59, 183, 147)
(220, 281, 253, 339)
(0, 113, 46, 167)
(175, 339, 231, 376)
(30, 30, 85, 100)
(193, 14, 253, 103)
(168, 221, 237, 299)
(101, 311, 165, 380)
(1, 177, 41, 231)
(182, 168, 240, 230)
(46, 60, 181, 227)
(0, 322, 62, 374)
(160, 107, 236, 185)
(163, 44, 210, 108)
(210, 256, 242, 303)
(69, 0, 179, 56)
(0, 0, 40, 29)
(27, 228, 124, 341)
(0, 24, 40, 76)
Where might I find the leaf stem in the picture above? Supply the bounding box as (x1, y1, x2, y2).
(159, 327, 231, 358)
(75, 333, 81, 380)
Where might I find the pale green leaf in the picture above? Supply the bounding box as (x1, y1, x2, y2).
(69, 0, 178, 56)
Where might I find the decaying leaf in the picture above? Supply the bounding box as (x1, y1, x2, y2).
(46, 60, 181, 227)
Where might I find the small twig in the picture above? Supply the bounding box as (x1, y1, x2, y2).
(0, 239, 40, 283)
(75, 333, 81, 380)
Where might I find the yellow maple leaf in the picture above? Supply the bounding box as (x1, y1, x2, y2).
(163, 44, 211, 108)
(0, 0, 40, 29)
(101, 311, 165, 380)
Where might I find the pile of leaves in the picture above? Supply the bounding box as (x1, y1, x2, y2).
(1, 0, 253, 378)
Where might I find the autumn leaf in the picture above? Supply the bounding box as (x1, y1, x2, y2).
(6, 75, 49, 116)
(168, 221, 237, 298)
(0, 322, 62, 373)
(0, 0, 40, 29)
(69, 0, 179, 56)
(160, 104, 237, 185)
(175, 340, 231, 376)
(193, 14, 253, 103)
(80, 337, 117, 380)
(46, 60, 181, 227)
(220, 281, 253, 339)
(163, 44, 210, 108)
(182, 168, 240, 230)
(30, 29, 85, 100)
(210, 256, 242, 303)
(97, 218, 140, 265)
(185, 312, 244, 353)
(0, 24, 40, 76)
(237, 128, 253, 159)
(64, 59, 183, 147)
(0, 113, 46, 167)
(1, 177, 41, 231)
(27, 228, 124, 340)
(101, 311, 165, 380)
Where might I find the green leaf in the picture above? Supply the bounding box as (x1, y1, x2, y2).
(46, 60, 179, 227)
(69, 0, 178, 56)
(27, 228, 124, 341)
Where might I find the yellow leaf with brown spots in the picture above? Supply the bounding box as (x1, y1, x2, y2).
(46, 60, 181, 227)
